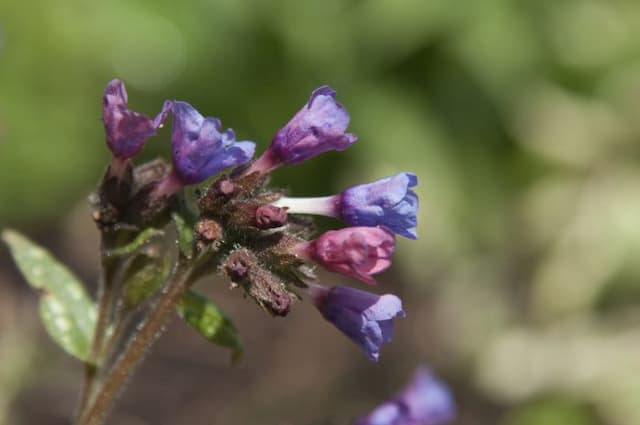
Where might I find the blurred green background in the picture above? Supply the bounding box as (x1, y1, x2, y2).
(2, 0, 640, 424)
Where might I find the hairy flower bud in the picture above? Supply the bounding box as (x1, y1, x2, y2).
(355, 367, 455, 425)
(255, 205, 288, 229)
(247, 86, 357, 174)
(224, 249, 293, 316)
(170, 101, 256, 185)
(102, 79, 171, 159)
(307, 284, 405, 361)
(295, 226, 395, 285)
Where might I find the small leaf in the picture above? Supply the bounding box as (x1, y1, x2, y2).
(177, 290, 243, 363)
(106, 228, 164, 257)
(172, 211, 195, 259)
(122, 253, 171, 309)
(2, 229, 96, 361)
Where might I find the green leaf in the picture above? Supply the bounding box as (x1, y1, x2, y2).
(122, 253, 171, 309)
(2, 229, 96, 361)
(172, 212, 195, 259)
(106, 228, 164, 257)
(177, 290, 243, 363)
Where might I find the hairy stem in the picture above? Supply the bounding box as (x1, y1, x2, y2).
(74, 252, 119, 422)
(78, 262, 193, 425)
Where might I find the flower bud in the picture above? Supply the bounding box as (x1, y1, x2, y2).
(295, 226, 395, 285)
(224, 249, 293, 316)
(255, 205, 288, 229)
(307, 284, 405, 361)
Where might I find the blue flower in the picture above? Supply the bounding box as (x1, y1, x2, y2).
(308, 284, 405, 361)
(247, 86, 357, 174)
(355, 367, 455, 425)
(341, 173, 418, 239)
(170, 101, 256, 185)
(102, 79, 171, 158)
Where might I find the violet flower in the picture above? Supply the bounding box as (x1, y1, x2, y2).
(274, 172, 419, 239)
(159, 101, 255, 193)
(102, 79, 171, 160)
(294, 226, 395, 285)
(355, 367, 455, 425)
(246, 86, 357, 174)
(307, 284, 405, 361)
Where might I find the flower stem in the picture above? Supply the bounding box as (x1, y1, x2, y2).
(77, 262, 194, 425)
(74, 247, 120, 421)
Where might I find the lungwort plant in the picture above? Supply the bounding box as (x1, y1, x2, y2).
(3, 80, 454, 425)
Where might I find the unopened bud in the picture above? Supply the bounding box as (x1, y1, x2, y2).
(255, 205, 287, 229)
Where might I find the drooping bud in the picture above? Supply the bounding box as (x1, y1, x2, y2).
(246, 86, 357, 174)
(307, 284, 405, 361)
(169, 101, 256, 186)
(102, 79, 171, 160)
(294, 226, 395, 285)
(355, 367, 455, 425)
(224, 249, 293, 316)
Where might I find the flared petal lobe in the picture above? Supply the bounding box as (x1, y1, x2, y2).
(170, 101, 255, 185)
(309, 285, 405, 361)
(341, 173, 419, 239)
(102, 79, 170, 158)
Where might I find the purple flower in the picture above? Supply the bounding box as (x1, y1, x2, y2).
(355, 367, 455, 425)
(294, 226, 396, 285)
(341, 173, 418, 239)
(308, 284, 405, 361)
(273, 172, 419, 239)
(102, 79, 171, 158)
(170, 101, 256, 185)
(247, 86, 357, 174)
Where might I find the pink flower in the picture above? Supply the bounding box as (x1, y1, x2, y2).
(295, 226, 395, 285)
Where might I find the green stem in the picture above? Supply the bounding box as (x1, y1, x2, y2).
(78, 262, 193, 425)
(74, 253, 119, 422)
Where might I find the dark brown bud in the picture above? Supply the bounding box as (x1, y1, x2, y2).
(255, 205, 287, 229)
(224, 249, 293, 317)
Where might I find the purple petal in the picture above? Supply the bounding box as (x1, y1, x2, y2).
(267, 85, 357, 166)
(341, 172, 419, 239)
(312, 285, 404, 361)
(170, 101, 256, 184)
(102, 79, 166, 158)
(355, 367, 456, 425)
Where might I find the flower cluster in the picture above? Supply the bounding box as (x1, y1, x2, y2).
(98, 79, 419, 361)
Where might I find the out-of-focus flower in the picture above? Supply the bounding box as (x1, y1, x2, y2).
(274, 172, 419, 239)
(355, 367, 455, 425)
(294, 226, 395, 285)
(169, 101, 255, 185)
(307, 284, 405, 361)
(102, 79, 171, 159)
(247, 86, 357, 174)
